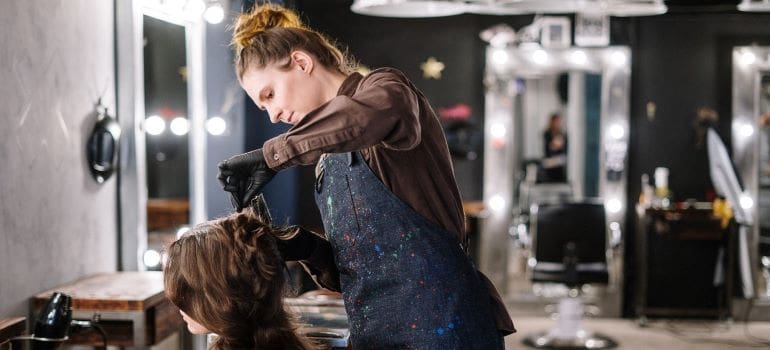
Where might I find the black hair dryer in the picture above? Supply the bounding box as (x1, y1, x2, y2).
(32, 292, 73, 346)
(7, 292, 72, 350)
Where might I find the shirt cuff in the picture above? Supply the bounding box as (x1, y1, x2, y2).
(263, 135, 291, 171)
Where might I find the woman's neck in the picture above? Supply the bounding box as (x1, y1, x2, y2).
(314, 68, 348, 102)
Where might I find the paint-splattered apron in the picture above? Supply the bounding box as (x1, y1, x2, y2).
(314, 151, 503, 349)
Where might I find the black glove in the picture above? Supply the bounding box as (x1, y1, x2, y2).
(217, 149, 277, 212)
(277, 227, 341, 292)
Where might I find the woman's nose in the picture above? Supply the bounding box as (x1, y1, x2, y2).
(266, 107, 280, 124)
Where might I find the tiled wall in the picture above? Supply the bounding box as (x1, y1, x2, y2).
(0, 0, 118, 318)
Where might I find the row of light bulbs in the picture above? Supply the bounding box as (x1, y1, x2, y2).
(146, 0, 226, 24)
(145, 115, 227, 136)
(490, 48, 627, 69)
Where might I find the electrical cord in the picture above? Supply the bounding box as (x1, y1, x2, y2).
(69, 314, 108, 348)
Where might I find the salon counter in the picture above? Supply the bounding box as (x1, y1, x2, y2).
(30, 272, 184, 349)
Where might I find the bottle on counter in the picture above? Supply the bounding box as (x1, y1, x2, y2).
(639, 173, 654, 208)
(654, 167, 671, 208)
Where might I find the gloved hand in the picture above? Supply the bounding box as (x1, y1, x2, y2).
(217, 149, 277, 212)
(277, 226, 341, 292)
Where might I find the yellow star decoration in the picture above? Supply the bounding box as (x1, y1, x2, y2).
(420, 57, 445, 80)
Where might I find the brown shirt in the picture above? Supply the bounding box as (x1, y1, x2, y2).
(263, 67, 466, 242)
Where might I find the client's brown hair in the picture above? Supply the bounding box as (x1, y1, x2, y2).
(164, 208, 316, 349)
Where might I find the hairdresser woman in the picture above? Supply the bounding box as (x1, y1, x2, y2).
(217, 4, 514, 349)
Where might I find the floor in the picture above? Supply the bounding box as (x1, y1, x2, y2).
(504, 316, 770, 349)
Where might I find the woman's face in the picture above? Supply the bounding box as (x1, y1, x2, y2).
(180, 310, 210, 335)
(241, 53, 326, 125)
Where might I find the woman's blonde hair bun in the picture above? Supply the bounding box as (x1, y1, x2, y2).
(232, 4, 304, 51)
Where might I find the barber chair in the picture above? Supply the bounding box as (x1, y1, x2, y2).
(523, 201, 618, 349)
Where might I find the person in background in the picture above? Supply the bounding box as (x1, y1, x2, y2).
(163, 197, 336, 350)
(542, 112, 568, 182)
(216, 4, 514, 349)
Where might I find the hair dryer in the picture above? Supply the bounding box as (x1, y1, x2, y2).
(31, 292, 72, 349)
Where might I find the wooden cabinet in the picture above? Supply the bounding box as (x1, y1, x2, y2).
(30, 272, 184, 349)
(635, 206, 734, 320)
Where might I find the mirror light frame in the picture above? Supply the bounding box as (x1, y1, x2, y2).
(480, 45, 630, 317)
(116, 0, 207, 271)
(732, 46, 770, 319)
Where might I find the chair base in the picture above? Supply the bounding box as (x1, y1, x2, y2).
(523, 329, 618, 349)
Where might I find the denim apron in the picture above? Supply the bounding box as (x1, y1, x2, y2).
(314, 151, 503, 349)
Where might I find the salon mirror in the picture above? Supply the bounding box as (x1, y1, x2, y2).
(143, 13, 191, 270)
(732, 46, 770, 319)
(480, 46, 630, 318)
(116, 0, 206, 272)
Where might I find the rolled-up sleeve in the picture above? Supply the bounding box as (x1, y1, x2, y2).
(264, 69, 421, 170)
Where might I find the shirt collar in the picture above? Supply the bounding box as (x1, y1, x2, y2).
(337, 72, 363, 97)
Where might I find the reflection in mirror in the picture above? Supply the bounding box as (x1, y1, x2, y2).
(116, 0, 206, 273)
(517, 72, 601, 200)
(143, 15, 190, 271)
(735, 46, 770, 315)
(481, 46, 630, 318)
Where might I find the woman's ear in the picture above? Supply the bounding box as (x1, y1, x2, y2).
(290, 50, 314, 74)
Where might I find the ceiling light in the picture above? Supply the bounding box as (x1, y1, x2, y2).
(352, 0, 667, 17)
(351, 0, 466, 17)
(738, 0, 770, 12)
(489, 0, 667, 16)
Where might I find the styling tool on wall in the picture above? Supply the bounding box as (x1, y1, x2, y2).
(87, 99, 121, 184)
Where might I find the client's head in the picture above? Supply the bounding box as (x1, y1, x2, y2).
(163, 207, 314, 350)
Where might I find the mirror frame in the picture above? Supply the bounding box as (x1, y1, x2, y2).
(116, 0, 207, 271)
(480, 46, 630, 317)
(732, 46, 770, 319)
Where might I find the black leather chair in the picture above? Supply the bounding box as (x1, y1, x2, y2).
(523, 200, 618, 349)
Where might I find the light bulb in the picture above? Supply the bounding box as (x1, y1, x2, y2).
(611, 51, 627, 66)
(608, 124, 625, 140)
(492, 49, 509, 66)
(204, 3, 225, 24)
(206, 116, 226, 135)
(532, 49, 548, 64)
(170, 117, 189, 136)
(571, 50, 587, 65)
(740, 194, 754, 209)
(740, 50, 757, 66)
(143, 249, 162, 268)
(490, 122, 506, 138)
(489, 195, 506, 212)
(145, 115, 165, 135)
(606, 198, 622, 213)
